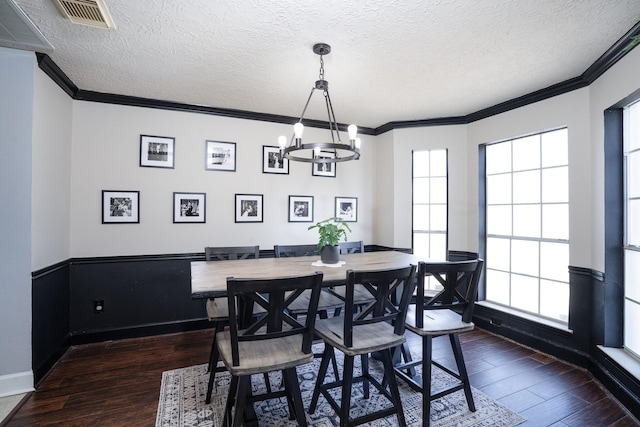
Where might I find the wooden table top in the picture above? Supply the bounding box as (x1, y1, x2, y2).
(191, 250, 423, 299)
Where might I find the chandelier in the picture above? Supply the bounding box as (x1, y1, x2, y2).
(278, 43, 361, 164)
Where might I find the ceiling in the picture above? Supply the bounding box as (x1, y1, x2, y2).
(8, 0, 640, 129)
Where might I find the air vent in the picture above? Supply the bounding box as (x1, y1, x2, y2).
(53, 0, 115, 29)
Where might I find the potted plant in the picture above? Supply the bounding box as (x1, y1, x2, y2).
(308, 216, 352, 264)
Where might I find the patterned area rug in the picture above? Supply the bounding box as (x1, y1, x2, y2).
(156, 345, 525, 427)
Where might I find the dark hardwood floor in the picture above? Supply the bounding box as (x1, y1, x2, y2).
(4, 327, 639, 426)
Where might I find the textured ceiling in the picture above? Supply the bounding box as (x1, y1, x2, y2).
(12, 0, 640, 128)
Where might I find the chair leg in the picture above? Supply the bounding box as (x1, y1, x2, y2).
(208, 320, 223, 372)
(206, 322, 223, 404)
(360, 354, 370, 399)
(449, 334, 475, 412)
(222, 375, 238, 427)
(282, 367, 307, 427)
(340, 355, 355, 427)
(380, 348, 406, 426)
(309, 345, 334, 413)
(423, 335, 433, 426)
(232, 376, 250, 427)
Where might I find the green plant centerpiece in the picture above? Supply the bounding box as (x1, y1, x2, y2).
(308, 216, 352, 264)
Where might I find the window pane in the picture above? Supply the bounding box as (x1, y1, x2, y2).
(430, 205, 447, 231)
(624, 299, 640, 356)
(513, 204, 541, 238)
(542, 166, 568, 203)
(430, 233, 447, 260)
(542, 204, 569, 240)
(487, 237, 510, 271)
(413, 151, 429, 177)
(540, 280, 569, 322)
(513, 135, 540, 171)
(487, 174, 511, 204)
(625, 249, 640, 302)
(413, 233, 429, 257)
(627, 199, 640, 246)
(540, 242, 569, 282)
(513, 170, 540, 204)
(541, 129, 569, 167)
(486, 142, 511, 174)
(626, 152, 640, 198)
(511, 274, 539, 313)
(431, 177, 447, 203)
(413, 177, 429, 203)
(511, 239, 539, 277)
(413, 205, 429, 230)
(487, 205, 512, 235)
(486, 269, 510, 305)
(430, 150, 447, 176)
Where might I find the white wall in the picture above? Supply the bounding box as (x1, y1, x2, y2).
(0, 47, 34, 396)
(69, 101, 377, 257)
(32, 65, 73, 271)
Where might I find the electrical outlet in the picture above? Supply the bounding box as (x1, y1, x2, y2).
(94, 300, 104, 314)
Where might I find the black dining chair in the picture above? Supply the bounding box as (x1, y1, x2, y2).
(328, 241, 376, 311)
(203, 245, 264, 404)
(393, 259, 484, 426)
(309, 264, 417, 426)
(217, 271, 324, 426)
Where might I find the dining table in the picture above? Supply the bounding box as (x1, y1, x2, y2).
(190, 250, 424, 299)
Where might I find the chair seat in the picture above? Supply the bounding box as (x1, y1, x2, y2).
(405, 307, 475, 336)
(217, 330, 314, 376)
(206, 297, 266, 320)
(314, 316, 406, 357)
(287, 289, 344, 315)
(328, 284, 376, 305)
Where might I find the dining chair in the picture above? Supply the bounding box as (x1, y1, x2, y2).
(217, 271, 324, 427)
(329, 241, 376, 311)
(203, 245, 263, 404)
(273, 244, 345, 318)
(393, 259, 484, 426)
(309, 264, 417, 427)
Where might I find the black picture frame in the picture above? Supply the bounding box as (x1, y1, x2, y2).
(263, 145, 289, 174)
(335, 196, 357, 222)
(102, 190, 140, 224)
(235, 194, 263, 223)
(140, 135, 175, 168)
(312, 151, 336, 177)
(206, 140, 236, 171)
(173, 192, 206, 223)
(288, 195, 314, 222)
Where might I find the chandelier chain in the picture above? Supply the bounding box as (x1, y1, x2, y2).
(318, 55, 325, 81)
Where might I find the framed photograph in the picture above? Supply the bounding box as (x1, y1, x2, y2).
(235, 194, 263, 223)
(312, 152, 336, 177)
(102, 190, 139, 224)
(206, 140, 236, 171)
(140, 135, 174, 168)
(288, 195, 314, 222)
(335, 196, 357, 222)
(173, 192, 206, 223)
(263, 145, 289, 174)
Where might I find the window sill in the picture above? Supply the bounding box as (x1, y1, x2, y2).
(476, 301, 572, 334)
(598, 346, 640, 382)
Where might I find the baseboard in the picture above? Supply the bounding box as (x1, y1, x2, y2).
(69, 318, 211, 345)
(0, 371, 34, 398)
(33, 336, 70, 386)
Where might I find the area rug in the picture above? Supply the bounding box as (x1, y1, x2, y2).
(156, 345, 525, 427)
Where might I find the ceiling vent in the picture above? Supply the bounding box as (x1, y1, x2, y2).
(53, 0, 115, 29)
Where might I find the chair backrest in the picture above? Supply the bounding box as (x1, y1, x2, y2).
(273, 244, 319, 258)
(225, 272, 324, 366)
(339, 240, 364, 254)
(205, 245, 260, 261)
(416, 259, 484, 327)
(342, 265, 417, 347)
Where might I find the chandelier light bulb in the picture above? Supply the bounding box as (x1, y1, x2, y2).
(278, 135, 287, 150)
(348, 124, 358, 141)
(294, 122, 304, 139)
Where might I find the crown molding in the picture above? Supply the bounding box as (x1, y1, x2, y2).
(36, 22, 640, 136)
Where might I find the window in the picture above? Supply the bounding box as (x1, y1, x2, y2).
(484, 129, 569, 323)
(412, 149, 448, 264)
(624, 100, 640, 357)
